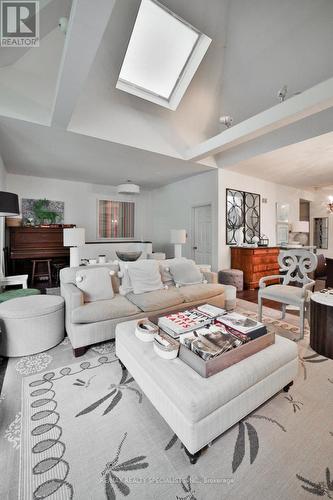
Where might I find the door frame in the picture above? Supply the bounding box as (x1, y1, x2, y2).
(191, 203, 213, 264)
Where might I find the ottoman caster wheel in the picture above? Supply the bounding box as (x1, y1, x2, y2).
(283, 381, 293, 392)
(184, 446, 201, 465)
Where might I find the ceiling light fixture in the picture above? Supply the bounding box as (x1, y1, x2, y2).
(117, 181, 140, 195)
(58, 17, 68, 34)
(277, 85, 288, 102)
(326, 196, 333, 214)
(219, 115, 233, 128)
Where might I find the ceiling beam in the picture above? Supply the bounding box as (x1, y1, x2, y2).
(185, 77, 333, 162)
(51, 0, 116, 128)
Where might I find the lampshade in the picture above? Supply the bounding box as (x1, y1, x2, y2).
(170, 229, 186, 244)
(63, 228, 85, 247)
(0, 191, 19, 216)
(292, 221, 309, 233)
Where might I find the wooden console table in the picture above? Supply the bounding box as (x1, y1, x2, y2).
(310, 293, 333, 359)
(230, 246, 280, 290)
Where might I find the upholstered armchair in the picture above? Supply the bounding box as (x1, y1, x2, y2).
(258, 250, 318, 339)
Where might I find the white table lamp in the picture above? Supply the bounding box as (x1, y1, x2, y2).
(170, 229, 186, 258)
(291, 221, 309, 246)
(63, 228, 85, 267)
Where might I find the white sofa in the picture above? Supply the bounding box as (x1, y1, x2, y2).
(60, 263, 225, 356)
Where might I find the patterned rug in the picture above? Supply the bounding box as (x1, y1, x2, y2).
(0, 301, 332, 499)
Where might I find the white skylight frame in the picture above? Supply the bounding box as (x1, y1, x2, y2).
(116, 0, 212, 111)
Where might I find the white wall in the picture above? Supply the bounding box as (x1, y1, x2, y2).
(0, 153, 6, 189)
(6, 173, 152, 242)
(0, 154, 7, 273)
(150, 170, 219, 270)
(218, 169, 315, 269)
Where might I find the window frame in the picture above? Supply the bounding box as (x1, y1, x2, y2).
(116, 0, 211, 110)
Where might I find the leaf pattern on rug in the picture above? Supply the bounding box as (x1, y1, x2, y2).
(101, 432, 148, 499)
(297, 467, 333, 497)
(164, 433, 185, 452)
(299, 352, 328, 380)
(232, 414, 286, 473)
(284, 394, 304, 413)
(76, 369, 142, 418)
(176, 476, 197, 500)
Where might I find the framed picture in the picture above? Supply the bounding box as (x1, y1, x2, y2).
(276, 222, 289, 245)
(97, 199, 135, 239)
(276, 203, 289, 223)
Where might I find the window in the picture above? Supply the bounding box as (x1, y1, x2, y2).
(117, 0, 211, 110)
(98, 200, 135, 239)
(313, 217, 328, 249)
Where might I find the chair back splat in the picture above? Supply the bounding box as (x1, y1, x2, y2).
(278, 250, 318, 286)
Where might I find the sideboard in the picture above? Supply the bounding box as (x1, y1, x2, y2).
(230, 247, 280, 290)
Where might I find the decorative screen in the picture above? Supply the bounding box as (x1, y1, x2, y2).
(313, 217, 328, 249)
(98, 200, 134, 239)
(226, 189, 261, 245)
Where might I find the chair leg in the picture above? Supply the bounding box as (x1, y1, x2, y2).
(258, 295, 263, 321)
(281, 303, 286, 320)
(47, 260, 52, 286)
(31, 260, 36, 286)
(299, 304, 305, 340)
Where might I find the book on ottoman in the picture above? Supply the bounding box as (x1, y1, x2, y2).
(216, 312, 267, 337)
(157, 309, 212, 338)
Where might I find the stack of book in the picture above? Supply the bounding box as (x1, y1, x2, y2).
(157, 305, 226, 338)
(180, 312, 267, 362)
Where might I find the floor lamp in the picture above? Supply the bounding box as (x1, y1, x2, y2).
(63, 228, 85, 267)
(170, 229, 186, 258)
(0, 191, 19, 276)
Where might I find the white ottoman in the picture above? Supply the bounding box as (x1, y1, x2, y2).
(116, 320, 298, 463)
(0, 295, 64, 357)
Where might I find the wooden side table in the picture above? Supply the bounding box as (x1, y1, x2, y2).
(310, 292, 333, 359)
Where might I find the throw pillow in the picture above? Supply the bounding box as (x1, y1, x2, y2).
(126, 260, 164, 295)
(118, 261, 134, 296)
(168, 260, 203, 286)
(76, 267, 114, 302)
(159, 258, 187, 286)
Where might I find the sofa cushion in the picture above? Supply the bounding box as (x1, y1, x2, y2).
(178, 283, 225, 303)
(127, 287, 184, 312)
(76, 267, 114, 303)
(71, 295, 140, 324)
(169, 260, 203, 286)
(118, 261, 133, 295)
(127, 260, 164, 294)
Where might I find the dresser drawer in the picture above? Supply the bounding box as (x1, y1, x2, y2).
(253, 248, 279, 255)
(253, 255, 278, 266)
(253, 264, 280, 272)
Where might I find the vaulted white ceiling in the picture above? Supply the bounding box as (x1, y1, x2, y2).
(0, 0, 332, 189)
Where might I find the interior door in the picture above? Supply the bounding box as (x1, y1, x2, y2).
(193, 205, 212, 265)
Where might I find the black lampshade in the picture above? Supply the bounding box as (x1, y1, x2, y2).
(0, 191, 19, 216)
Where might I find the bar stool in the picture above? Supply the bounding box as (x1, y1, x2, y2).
(52, 261, 67, 287)
(31, 259, 52, 286)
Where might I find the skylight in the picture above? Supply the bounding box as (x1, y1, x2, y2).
(117, 0, 211, 110)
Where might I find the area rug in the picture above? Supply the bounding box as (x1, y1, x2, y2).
(1, 300, 332, 500)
